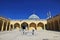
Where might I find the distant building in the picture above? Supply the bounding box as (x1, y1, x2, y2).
(0, 14, 47, 31)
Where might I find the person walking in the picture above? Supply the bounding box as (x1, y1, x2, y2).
(32, 28, 35, 35)
(22, 26, 26, 35)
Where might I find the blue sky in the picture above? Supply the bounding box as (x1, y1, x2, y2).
(0, 0, 60, 19)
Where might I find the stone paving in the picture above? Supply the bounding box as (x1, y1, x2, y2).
(0, 30, 60, 40)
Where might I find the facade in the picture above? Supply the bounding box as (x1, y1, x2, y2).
(46, 14, 60, 31)
(0, 14, 60, 32)
(0, 14, 47, 31)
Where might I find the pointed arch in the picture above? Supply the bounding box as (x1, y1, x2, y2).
(14, 23, 20, 29)
(21, 22, 28, 29)
(37, 22, 44, 29)
(10, 24, 13, 30)
(30, 22, 36, 29)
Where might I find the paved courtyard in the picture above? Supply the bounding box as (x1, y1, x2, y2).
(0, 30, 60, 40)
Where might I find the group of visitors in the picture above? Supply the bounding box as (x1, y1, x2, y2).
(21, 25, 35, 35)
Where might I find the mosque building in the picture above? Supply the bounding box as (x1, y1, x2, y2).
(0, 13, 60, 31)
(0, 14, 47, 31)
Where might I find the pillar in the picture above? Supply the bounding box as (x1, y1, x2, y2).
(44, 24, 46, 30)
(1, 20, 5, 31)
(19, 24, 21, 29)
(9, 24, 11, 31)
(20, 24, 21, 30)
(6, 21, 8, 31)
(36, 24, 37, 30)
(27, 24, 29, 30)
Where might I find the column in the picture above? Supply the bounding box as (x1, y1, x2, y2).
(20, 24, 21, 30)
(1, 20, 5, 31)
(19, 24, 20, 29)
(44, 24, 46, 30)
(28, 24, 29, 30)
(9, 24, 11, 31)
(6, 21, 8, 31)
(36, 24, 37, 30)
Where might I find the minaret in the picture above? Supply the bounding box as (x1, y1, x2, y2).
(47, 11, 52, 19)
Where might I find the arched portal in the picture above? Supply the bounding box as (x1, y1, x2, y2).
(21, 22, 28, 30)
(37, 22, 44, 30)
(30, 23, 36, 30)
(14, 23, 20, 30)
(10, 24, 13, 30)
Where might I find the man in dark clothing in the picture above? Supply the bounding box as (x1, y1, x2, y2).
(22, 26, 26, 34)
(32, 29, 34, 35)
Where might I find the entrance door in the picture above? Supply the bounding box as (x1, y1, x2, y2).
(21, 22, 28, 30)
(37, 22, 44, 30)
(14, 23, 20, 30)
(30, 23, 36, 30)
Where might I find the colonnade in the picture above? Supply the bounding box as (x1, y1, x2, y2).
(9, 22, 46, 31)
(0, 19, 10, 31)
(0, 21, 46, 31)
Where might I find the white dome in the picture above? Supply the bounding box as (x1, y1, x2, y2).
(29, 14, 40, 19)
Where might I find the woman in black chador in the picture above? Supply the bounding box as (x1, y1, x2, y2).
(32, 28, 35, 35)
(22, 25, 26, 34)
